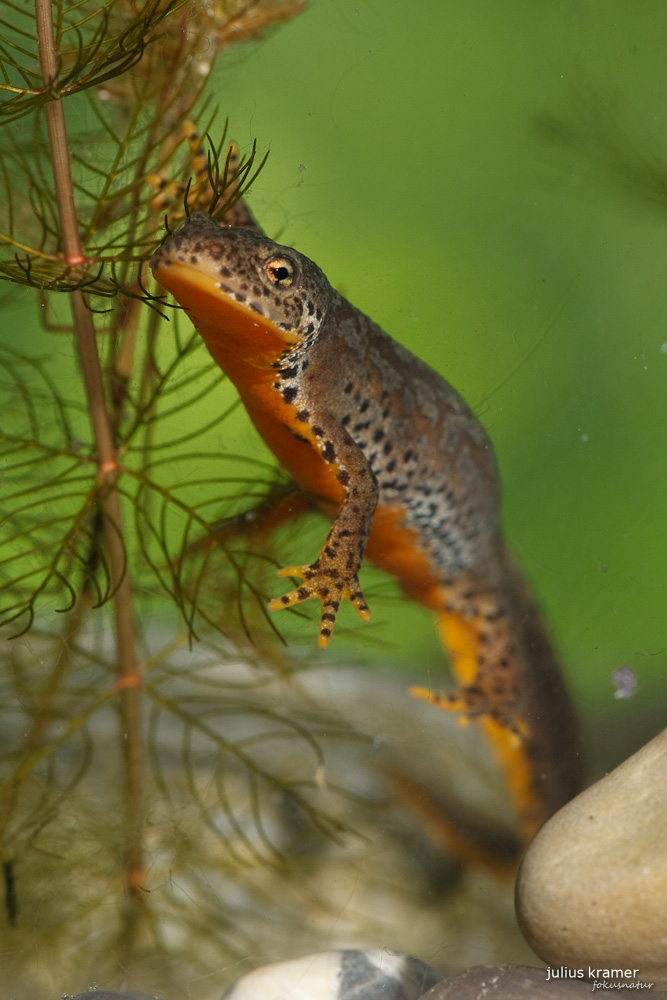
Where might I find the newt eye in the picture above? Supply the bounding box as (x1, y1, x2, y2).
(265, 256, 296, 287)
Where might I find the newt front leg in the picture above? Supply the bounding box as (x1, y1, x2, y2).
(268, 429, 378, 646)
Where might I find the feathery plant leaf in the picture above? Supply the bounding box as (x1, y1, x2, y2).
(0, 105, 265, 297)
(0, 346, 111, 633)
(535, 85, 667, 212)
(0, 326, 290, 639)
(0, 0, 187, 123)
(0, 2, 383, 992)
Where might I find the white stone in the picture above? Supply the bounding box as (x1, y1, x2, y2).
(221, 949, 442, 1000)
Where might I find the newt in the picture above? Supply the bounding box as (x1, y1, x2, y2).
(149, 200, 582, 842)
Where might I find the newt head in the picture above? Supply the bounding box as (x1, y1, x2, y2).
(150, 212, 332, 371)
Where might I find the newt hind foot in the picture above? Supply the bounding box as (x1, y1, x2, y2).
(268, 561, 370, 648)
(409, 597, 526, 734)
(410, 683, 527, 740)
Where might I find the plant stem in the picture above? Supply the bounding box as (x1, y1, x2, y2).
(34, 0, 146, 941)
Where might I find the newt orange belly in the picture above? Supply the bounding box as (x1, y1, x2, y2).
(150, 210, 582, 841)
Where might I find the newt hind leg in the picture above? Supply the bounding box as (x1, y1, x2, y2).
(411, 580, 544, 840)
(412, 582, 523, 728)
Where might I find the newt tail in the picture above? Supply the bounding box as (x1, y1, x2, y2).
(150, 198, 582, 847)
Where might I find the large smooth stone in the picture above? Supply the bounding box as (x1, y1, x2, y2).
(516, 727, 667, 986)
(221, 949, 443, 999)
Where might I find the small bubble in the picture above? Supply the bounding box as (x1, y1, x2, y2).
(612, 664, 637, 699)
(581, 433, 589, 442)
(661, 342, 667, 354)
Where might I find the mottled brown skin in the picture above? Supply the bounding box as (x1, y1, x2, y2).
(150, 210, 581, 840)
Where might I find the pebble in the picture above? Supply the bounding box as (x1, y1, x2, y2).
(420, 965, 596, 998)
(68, 995, 161, 1000)
(516, 726, 667, 987)
(221, 949, 443, 1000)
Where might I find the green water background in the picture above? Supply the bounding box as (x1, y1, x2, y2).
(218, 0, 667, 747)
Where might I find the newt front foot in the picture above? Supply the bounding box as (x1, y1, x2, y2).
(268, 562, 371, 648)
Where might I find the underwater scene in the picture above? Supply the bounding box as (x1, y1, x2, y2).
(1, 0, 667, 997)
